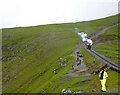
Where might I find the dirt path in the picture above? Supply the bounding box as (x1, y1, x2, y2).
(60, 23, 119, 94)
(75, 23, 119, 52)
(67, 23, 119, 77)
(90, 23, 119, 39)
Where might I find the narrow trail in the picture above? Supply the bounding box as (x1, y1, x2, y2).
(90, 23, 119, 39)
(74, 23, 119, 53)
(67, 23, 119, 78)
(44, 23, 119, 93)
(74, 23, 120, 72)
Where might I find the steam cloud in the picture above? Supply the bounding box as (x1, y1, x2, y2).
(77, 32, 93, 46)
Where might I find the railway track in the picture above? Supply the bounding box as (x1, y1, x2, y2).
(87, 49, 120, 72)
(75, 23, 120, 72)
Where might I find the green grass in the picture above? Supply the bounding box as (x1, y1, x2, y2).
(93, 25, 119, 64)
(75, 14, 118, 36)
(2, 14, 119, 93)
(2, 28, 78, 92)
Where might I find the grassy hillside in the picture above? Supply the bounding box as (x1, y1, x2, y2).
(2, 14, 119, 93)
(93, 25, 119, 64)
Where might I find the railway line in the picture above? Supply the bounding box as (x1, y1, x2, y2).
(86, 49, 120, 72)
(89, 23, 120, 72)
(75, 23, 120, 72)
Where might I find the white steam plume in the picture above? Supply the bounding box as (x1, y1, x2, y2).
(77, 32, 93, 45)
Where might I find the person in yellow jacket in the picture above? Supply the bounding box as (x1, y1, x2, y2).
(99, 69, 108, 92)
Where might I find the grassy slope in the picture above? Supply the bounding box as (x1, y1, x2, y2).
(93, 25, 119, 64)
(2, 14, 119, 93)
(2, 26, 79, 93)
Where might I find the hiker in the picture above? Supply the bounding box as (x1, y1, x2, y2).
(76, 57, 81, 66)
(76, 52, 83, 66)
(72, 65, 74, 69)
(76, 52, 83, 58)
(99, 68, 108, 92)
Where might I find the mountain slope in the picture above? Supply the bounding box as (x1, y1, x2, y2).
(2, 14, 119, 93)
